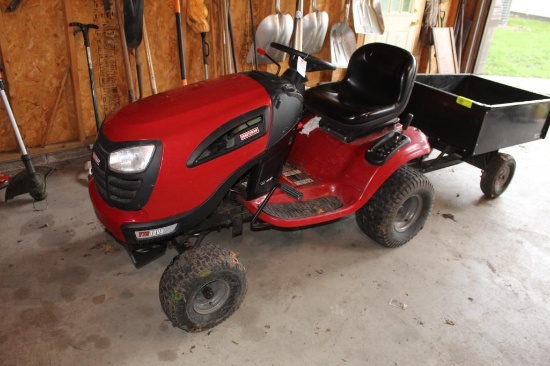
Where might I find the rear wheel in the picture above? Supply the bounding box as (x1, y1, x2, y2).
(480, 153, 516, 198)
(159, 242, 247, 332)
(356, 166, 434, 248)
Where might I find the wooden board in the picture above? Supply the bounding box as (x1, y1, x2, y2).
(433, 27, 459, 74)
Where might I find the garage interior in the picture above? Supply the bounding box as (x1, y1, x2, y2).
(1, 0, 549, 364)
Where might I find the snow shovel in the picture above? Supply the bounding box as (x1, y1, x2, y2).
(303, 0, 329, 54)
(353, 0, 385, 35)
(246, 0, 293, 64)
(0, 69, 47, 202)
(330, 0, 356, 68)
(124, 0, 145, 99)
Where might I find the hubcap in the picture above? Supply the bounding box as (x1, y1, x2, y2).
(495, 165, 511, 190)
(394, 195, 424, 233)
(193, 279, 231, 315)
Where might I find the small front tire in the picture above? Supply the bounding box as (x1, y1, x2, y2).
(356, 166, 435, 248)
(159, 242, 247, 332)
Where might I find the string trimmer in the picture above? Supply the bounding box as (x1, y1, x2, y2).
(0, 67, 48, 202)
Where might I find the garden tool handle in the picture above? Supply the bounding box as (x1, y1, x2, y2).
(69, 22, 99, 46)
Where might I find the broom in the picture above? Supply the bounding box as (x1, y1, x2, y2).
(187, 0, 210, 79)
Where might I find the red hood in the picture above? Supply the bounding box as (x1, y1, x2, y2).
(102, 73, 271, 143)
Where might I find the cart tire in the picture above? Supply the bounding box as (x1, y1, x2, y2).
(356, 166, 434, 248)
(480, 153, 516, 199)
(159, 243, 247, 332)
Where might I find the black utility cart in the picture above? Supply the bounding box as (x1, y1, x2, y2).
(405, 74, 550, 198)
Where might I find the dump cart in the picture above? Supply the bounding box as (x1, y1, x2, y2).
(405, 74, 550, 198)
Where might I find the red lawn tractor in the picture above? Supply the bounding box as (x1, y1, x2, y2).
(89, 43, 434, 332)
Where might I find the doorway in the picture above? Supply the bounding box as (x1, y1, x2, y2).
(361, 0, 426, 52)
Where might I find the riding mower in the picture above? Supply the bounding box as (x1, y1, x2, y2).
(88, 42, 434, 332)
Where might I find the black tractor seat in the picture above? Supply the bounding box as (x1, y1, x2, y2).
(304, 43, 417, 142)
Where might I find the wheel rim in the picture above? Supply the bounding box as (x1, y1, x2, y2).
(193, 279, 231, 315)
(394, 194, 424, 233)
(495, 165, 511, 191)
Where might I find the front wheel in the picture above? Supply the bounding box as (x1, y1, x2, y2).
(159, 243, 247, 332)
(356, 166, 435, 248)
(480, 153, 516, 199)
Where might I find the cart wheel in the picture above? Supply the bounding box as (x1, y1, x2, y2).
(480, 153, 516, 199)
(159, 242, 247, 332)
(356, 166, 434, 248)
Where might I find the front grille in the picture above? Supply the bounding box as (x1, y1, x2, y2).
(108, 176, 141, 202)
(92, 134, 161, 211)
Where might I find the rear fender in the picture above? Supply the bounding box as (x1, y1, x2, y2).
(245, 126, 431, 228)
(359, 127, 430, 206)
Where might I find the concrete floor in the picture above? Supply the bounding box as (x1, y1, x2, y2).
(0, 139, 549, 365)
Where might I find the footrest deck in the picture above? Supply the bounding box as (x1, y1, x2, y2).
(263, 196, 343, 219)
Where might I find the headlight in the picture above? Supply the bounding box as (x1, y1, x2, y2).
(109, 145, 155, 173)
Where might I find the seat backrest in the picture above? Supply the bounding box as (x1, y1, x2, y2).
(339, 43, 417, 108)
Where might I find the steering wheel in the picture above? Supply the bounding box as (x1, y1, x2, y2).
(270, 42, 336, 72)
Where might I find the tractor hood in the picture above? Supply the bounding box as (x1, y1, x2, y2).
(101, 73, 272, 143)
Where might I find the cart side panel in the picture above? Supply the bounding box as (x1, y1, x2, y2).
(474, 101, 550, 155)
(405, 82, 487, 156)
(409, 74, 550, 157)
(415, 74, 547, 105)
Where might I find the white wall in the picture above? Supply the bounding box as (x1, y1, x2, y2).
(510, 0, 550, 18)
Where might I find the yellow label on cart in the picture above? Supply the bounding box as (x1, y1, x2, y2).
(456, 96, 474, 108)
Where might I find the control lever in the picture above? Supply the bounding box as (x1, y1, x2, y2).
(257, 48, 281, 76)
(401, 113, 414, 131)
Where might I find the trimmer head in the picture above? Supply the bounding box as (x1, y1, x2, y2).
(5, 170, 47, 201)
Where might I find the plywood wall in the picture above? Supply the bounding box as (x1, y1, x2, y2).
(0, 0, 78, 152)
(0, 0, 396, 154)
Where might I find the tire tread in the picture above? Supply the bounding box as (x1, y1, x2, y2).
(159, 243, 247, 332)
(356, 166, 434, 248)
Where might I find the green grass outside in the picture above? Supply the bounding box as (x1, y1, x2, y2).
(483, 16, 550, 78)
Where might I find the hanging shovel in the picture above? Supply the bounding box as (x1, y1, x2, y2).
(246, 0, 293, 64)
(330, 0, 356, 68)
(311, 0, 329, 54)
(353, 0, 385, 35)
(124, 0, 145, 98)
(302, 2, 318, 54)
(0, 69, 47, 202)
(303, 0, 329, 54)
(369, 0, 385, 34)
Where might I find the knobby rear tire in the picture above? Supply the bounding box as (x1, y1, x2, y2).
(356, 166, 435, 248)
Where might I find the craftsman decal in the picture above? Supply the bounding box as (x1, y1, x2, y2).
(239, 127, 260, 141)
